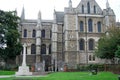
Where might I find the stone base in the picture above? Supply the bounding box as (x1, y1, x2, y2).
(15, 66, 32, 76)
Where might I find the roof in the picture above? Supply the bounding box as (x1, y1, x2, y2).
(55, 12, 64, 23)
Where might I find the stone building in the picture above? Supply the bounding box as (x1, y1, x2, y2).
(17, 0, 116, 71)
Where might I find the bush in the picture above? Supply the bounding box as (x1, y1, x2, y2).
(77, 64, 104, 72)
(0, 64, 19, 71)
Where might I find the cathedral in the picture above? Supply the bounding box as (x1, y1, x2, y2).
(17, 0, 116, 71)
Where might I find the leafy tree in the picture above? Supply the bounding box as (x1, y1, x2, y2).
(115, 46, 120, 58)
(95, 27, 120, 62)
(0, 10, 22, 63)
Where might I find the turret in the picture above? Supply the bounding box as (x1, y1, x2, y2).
(69, 0, 72, 8)
(37, 10, 41, 25)
(106, 0, 110, 9)
(53, 9, 57, 23)
(21, 6, 25, 21)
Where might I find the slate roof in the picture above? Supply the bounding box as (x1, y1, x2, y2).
(55, 12, 64, 23)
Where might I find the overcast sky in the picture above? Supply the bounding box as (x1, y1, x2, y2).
(0, 0, 120, 21)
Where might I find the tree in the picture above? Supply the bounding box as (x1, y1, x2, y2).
(95, 26, 120, 63)
(115, 46, 120, 58)
(0, 10, 22, 63)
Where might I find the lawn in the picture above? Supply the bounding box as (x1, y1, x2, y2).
(0, 71, 15, 75)
(0, 71, 118, 80)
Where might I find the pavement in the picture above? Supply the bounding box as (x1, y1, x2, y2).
(0, 75, 47, 78)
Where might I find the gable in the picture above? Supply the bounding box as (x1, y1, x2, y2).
(76, 0, 102, 15)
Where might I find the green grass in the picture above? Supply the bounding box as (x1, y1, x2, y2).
(0, 71, 15, 75)
(0, 71, 118, 80)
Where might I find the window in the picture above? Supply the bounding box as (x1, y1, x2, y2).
(88, 19, 93, 32)
(41, 29, 45, 38)
(89, 39, 94, 50)
(87, 2, 90, 14)
(97, 22, 101, 32)
(41, 44, 46, 54)
(82, 5, 84, 13)
(89, 55, 95, 61)
(50, 30, 52, 38)
(24, 29, 27, 37)
(31, 44, 36, 54)
(93, 55, 95, 61)
(89, 55, 92, 61)
(80, 21, 84, 32)
(94, 6, 96, 14)
(32, 29, 36, 37)
(26, 47, 27, 54)
(49, 44, 51, 54)
(79, 39, 84, 50)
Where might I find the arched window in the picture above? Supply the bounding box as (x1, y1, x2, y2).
(79, 39, 85, 50)
(80, 21, 84, 32)
(89, 55, 92, 61)
(41, 44, 46, 54)
(49, 44, 51, 54)
(26, 47, 27, 54)
(94, 6, 96, 14)
(82, 5, 84, 13)
(97, 22, 101, 32)
(88, 19, 93, 32)
(31, 44, 36, 54)
(89, 39, 94, 50)
(41, 29, 45, 38)
(32, 29, 36, 37)
(24, 29, 27, 37)
(50, 30, 52, 38)
(93, 55, 95, 61)
(87, 2, 90, 14)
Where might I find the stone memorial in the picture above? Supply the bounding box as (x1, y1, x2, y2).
(15, 43, 32, 76)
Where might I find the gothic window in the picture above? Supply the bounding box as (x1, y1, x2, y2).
(31, 44, 36, 54)
(87, 2, 90, 14)
(88, 19, 93, 32)
(93, 55, 95, 61)
(79, 39, 85, 50)
(94, 5, 96, 14)
(89, 55, 92, 61)
(82, 5, 84, 13)
(50, 30, 52, 38)
(24, 29, 27, 37)
(41, 44, 46, 54)
(41, 29, 45, 38)
(80, 21, 84, 32)
(32, 29, 36, 37)
(88, 39, 94, 50)
(49, 44, 51, 54)
(97, 22, 101, 32)
(26, 47, 27, 54)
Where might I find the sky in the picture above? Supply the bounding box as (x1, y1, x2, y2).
(0, 0, 120, 21)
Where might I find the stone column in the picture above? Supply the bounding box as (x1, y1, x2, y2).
(43, 60, 45, 72)
(36, 11, 42, 63)
(46, 45, 49, 55)
(22, 44, 27, 66)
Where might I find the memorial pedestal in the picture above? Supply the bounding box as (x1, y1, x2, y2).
(16, 66, 32, 76)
